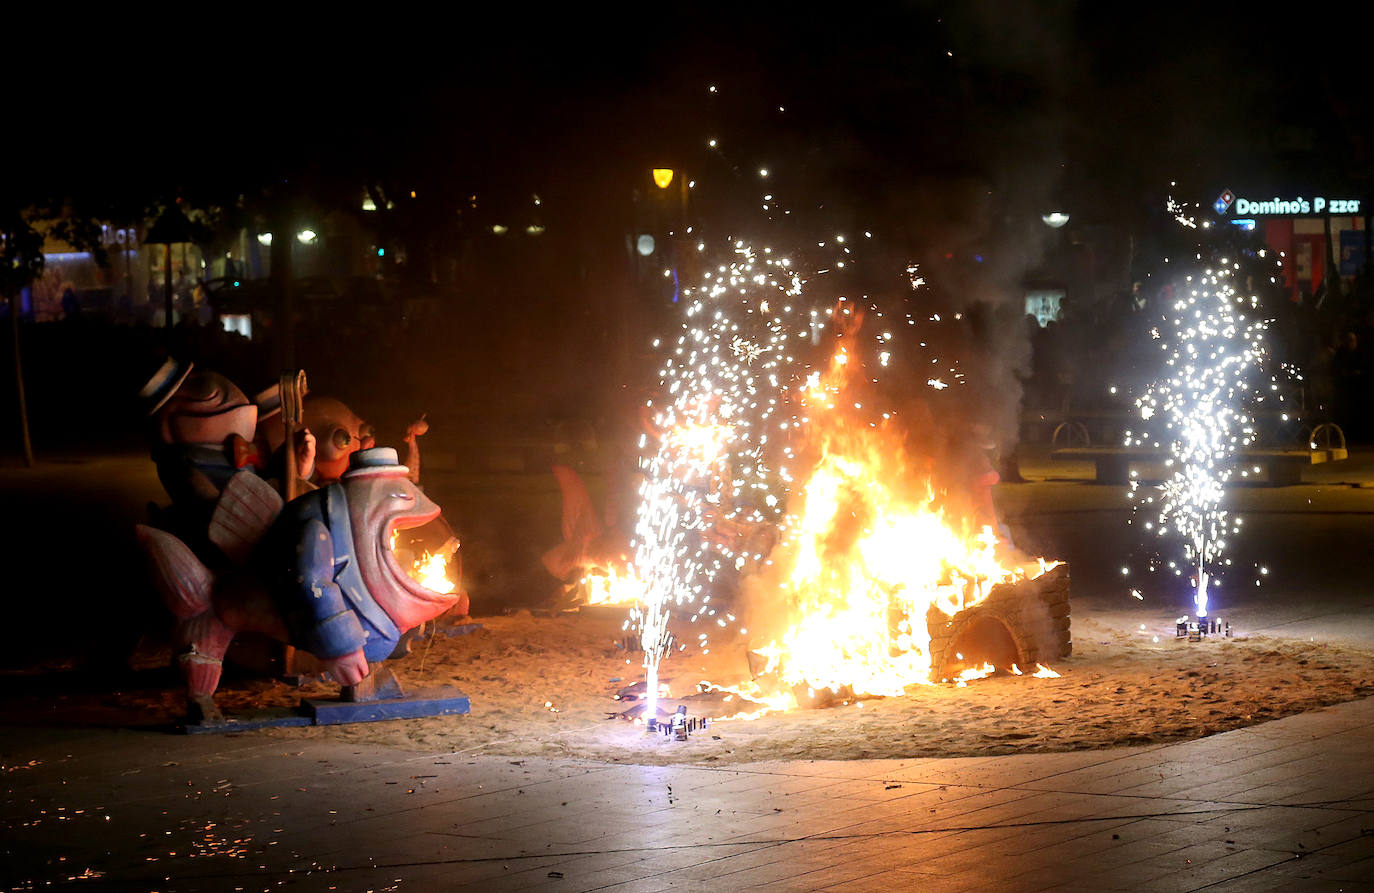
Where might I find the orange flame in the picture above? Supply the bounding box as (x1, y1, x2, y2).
(390, 530, 457, 594)
(717, 344, 1061, 713)
(413, 550, 456, 594)
(581, 565, 643, 607)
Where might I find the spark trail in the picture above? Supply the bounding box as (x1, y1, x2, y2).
(630, 242, 814, 724)
(1127, 254, 1278, 618)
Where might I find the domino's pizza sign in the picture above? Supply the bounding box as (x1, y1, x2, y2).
(1220, 194, 1363, 216)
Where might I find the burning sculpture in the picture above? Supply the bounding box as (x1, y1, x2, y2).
(136, 447, 466, 722)
(136, 358, 464, 723)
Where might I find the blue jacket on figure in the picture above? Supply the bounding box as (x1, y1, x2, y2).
(265, 483, 403, 662)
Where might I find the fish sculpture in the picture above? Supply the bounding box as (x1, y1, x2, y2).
(136, 447, 466, 722)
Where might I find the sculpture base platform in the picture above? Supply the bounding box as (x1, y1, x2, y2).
(304, 687, 471, 725)
(178, 687, 470, 734)
(179, 708, 314, 734)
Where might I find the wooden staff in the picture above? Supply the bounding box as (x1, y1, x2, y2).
(278, 369, 307, 681)
(279, 369, 307, 501)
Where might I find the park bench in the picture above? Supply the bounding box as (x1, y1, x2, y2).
(1048, 421, 1347, 486)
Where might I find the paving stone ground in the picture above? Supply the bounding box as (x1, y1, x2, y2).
(5, 695, 1374, 892)
(6, 452, 1374, 891)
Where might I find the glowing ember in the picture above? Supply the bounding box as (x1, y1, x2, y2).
(954, 663, 996, 686)
(697, 680, 796, 719)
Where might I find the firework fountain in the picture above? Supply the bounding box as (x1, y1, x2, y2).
(1127, 197, 1295, 619)
(629, 242, 814, 726)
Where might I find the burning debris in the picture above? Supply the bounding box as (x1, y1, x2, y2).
(713, 563, 1071, 716)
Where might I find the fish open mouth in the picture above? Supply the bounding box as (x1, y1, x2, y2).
(383, 509, 459, 603)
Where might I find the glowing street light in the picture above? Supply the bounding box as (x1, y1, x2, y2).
(1042, 212, 1070, 229)
(652, 168, 675, 189)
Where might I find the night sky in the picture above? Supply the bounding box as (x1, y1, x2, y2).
(15, 2, 1370, 221)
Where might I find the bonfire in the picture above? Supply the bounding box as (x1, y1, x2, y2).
(612, 246, 1065, 724)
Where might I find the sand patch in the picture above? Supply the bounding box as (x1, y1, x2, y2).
(7, 610, 1369, 766)
(255, 610, 1374, 765)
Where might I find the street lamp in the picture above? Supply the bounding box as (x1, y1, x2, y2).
(652, 169, 675, 190)
(144, 203, 197, 335)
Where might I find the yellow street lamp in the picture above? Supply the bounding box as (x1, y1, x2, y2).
(652, 168, 675, 190)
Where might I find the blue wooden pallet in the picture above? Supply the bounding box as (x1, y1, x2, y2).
(179, 687, 470, 733)
(180, 708, 314, 734)
(303, 687, 471, 725)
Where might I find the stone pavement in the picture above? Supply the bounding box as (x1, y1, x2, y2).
(5, 696, 1374, 892)
(5, 451, 1374, 891)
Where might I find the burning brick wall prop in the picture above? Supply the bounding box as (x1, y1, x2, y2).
(721, 554, 1070, 715)
(927, 563, 1070, 682)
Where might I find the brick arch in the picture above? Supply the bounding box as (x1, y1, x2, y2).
(926, 564, 1071, 680)
(935, 610, 1028, 679)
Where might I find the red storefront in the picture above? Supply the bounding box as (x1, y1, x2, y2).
(1215, 190, 1369, 303)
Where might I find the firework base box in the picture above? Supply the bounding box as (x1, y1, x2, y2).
(179, 688, 471, 733)
(1176, 618, 1232, 641)
(614, 700, 712, 737)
